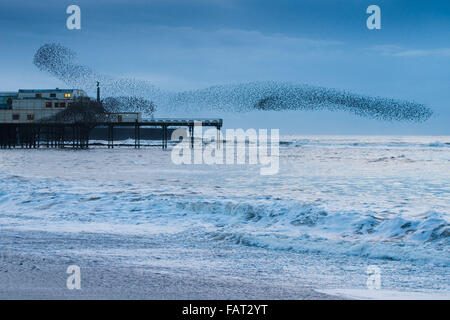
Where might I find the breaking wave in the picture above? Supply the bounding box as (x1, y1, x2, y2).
(174, 199, 449, 265)
(2, 170, 447, 265)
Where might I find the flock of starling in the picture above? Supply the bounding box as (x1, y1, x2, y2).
(34, 43, 432, 122)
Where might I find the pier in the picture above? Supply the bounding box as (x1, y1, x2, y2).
(0, 118, 223, 149)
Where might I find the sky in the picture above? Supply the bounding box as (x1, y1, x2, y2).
(0, 0, 449, 134)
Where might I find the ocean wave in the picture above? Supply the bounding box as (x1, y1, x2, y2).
(428, 141, 450, 147)
(278, 139, 450, 149)
(1, 170, 447, 265)
(174, 199, 449, 265)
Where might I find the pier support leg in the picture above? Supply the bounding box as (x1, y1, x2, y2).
(46, 126, 50, 148)
(189, 125, 194, 149)
(111, 125, 114, 149)
(162, 125, 168, 149)
(20, 126, 24, 149)
(61, 126, 65, 148)
(108, 125, 114, 149)
(107, 126, 110, 149)
(37, 127, 40, 148)
(85, 127, 90, 149)
(217, 126, 221, 149)
(135, 124, 140, 149)
(138, 125, 140, 148)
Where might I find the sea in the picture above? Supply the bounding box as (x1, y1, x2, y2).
(0, 135, 448, 298)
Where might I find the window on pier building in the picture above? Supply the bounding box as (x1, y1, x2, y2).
(64, 93, 71, 98)
(46, 102, 52, 108)
(27, 114, 35, 120)
(12, 114, 19, 120)
(50, 93, 56, 98)
(60, 102, 66, 108)
(35, 93, 42, 98)
(54, 102, 59, 108)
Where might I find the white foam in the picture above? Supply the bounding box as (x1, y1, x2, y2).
(317, 288, 450, 300)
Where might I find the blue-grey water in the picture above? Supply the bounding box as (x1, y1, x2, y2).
(0, 135, 448, 297)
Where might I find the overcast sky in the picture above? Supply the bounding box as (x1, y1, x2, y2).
(0, 0, 449, 134)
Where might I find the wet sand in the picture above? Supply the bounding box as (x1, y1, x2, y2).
(0, 230, 333, 300)
(0, 251, 332, 300)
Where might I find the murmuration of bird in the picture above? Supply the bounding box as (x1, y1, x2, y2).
(34, 43, 433, 122)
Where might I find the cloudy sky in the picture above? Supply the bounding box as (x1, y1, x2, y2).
(0, 0, 449, 134)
